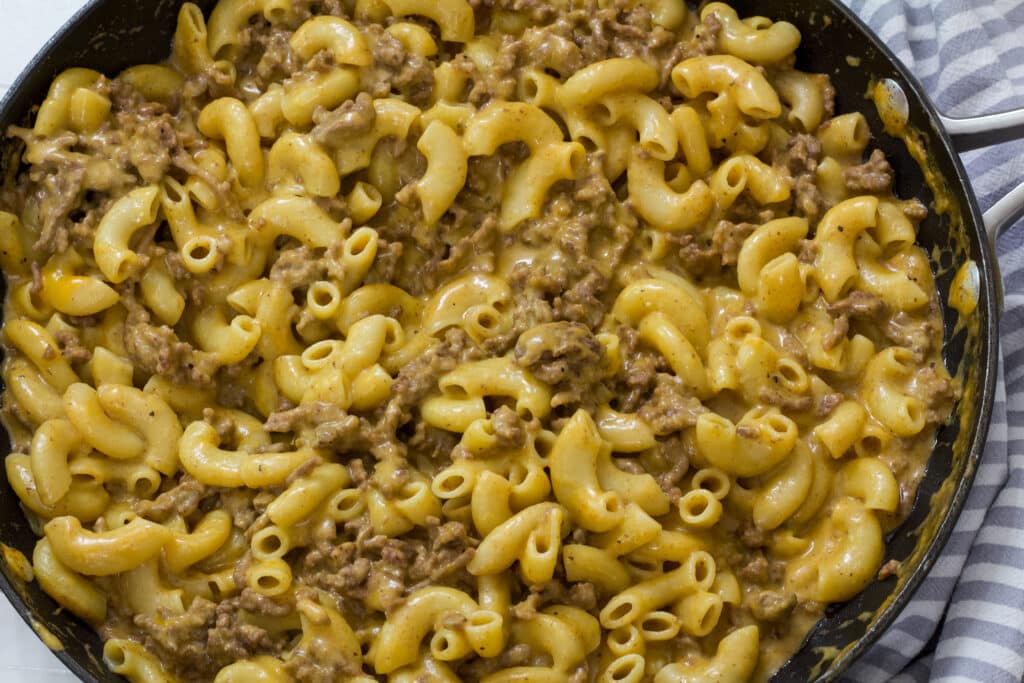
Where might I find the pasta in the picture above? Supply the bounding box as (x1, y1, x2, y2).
(0, 1, 955, 681)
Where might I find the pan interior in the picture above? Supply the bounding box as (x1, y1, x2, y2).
(0, 1, 998, 682)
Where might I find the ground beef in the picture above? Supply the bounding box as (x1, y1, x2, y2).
(673, 220, 755, 278)
(133, 596, 285, 681)
(305, 517, 477, 613)
(53, 329, 91, 363)
(902, 199, 929, 221)
(917, 362, 958, 423)
(360, 25, 434, 105)
(268, 245, 330, 289)
(815, 391, 844, 417)
(134, 477, 208, 521)
(877, 558, 901, 580)
(844, 149, 894, 193)
(821, 314, 849, 351)
(884, 309, 936, 361)
(662, 12, 721, 85)
(123, 317, 219, 386)
(757, 387, 811, 413)
(514, 321, 605, 385)
(737, 553, 770, 583)
(490, 405, 528, 450)
(638, 375, 708, 434)
(311, 92, 375, 148)
(775, 133, 826, 222)
(751, 591, 797, 622)
(828, 291, 887, 319)
(265, 402, 370, 451)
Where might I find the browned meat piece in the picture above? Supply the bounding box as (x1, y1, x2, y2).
(844, 149, 894, 193)
(751, 591, 798, 622)
(514, 321, 605, 386)
(828, 291, 888, 319)
(639, 375, 708, 434)
(877, 558, 901, 580)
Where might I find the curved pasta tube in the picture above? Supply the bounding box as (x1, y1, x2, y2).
(702, 3, 801, 63)
(44, 516, 172, 576)
(30, 418, 83, 506)
(193, 306, 262, 365)
(463, 101, 564, 155)
(863, 347, 927, 437)
(710, 154, 792, 209)
(249, 196, 349, 248)
(435, 356, 551, 422)
(267, 463, 349, 527)
(103, 639, 179, 683)
(752, 440, 814, 530)
(813, 195, 879, 301)
(512, 607, 600, 672)
(178, 421, 317, 488)
(415, 120, 468, 225)
(563, 544, 631, 594)
(386, 22, 439, 56)
(382, 0, 474, 42)
(468, 502, 564, 584)
(266, 133, 340, 196)
(612, 278, 710, 354)
(33, 538, 107, 625)
(557, 58, 659, 109)
(63, 383, 145, 460)
(595, 406, 656, 453)
(838, 457, 900, 512)
(290, 16, 371, 66)
(40, 249, 120, 316)
(334, 98, 421, 175)
(164, 510, 232, 572)
(289, 594, 364, 675)
(282, 67, 361, 127)
(626, 150, 713, 233)
(34, 68, 103, 136)
(4, 359, 64, 426)
(549, 410, 624, 532)
(672, 55, 782, 119)
(855, 234, 929, 311)
(600, 554, 714, 629)
(423, 273, 512, 335)
(654, 625, 759, 683)
(500, 142, 585, 230)
(590, 503, 662, 557)
(214, 657, 291, 683)
(637, 312, 710, 397)
(695, 407, 798, 477)
(785, 498, 884, 602)
(736, 217, 808, 295)
(93, 186, 161, 283)
(197, 97, 264, 188)
(97, 384, 181, 475)
(374, 587, 484, 673)
(594, 93, 677, 160)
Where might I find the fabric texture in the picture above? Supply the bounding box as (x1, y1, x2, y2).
(837, 1, 1024, 681)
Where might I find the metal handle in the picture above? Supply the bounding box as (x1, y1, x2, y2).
(938, 110, 1024, 243)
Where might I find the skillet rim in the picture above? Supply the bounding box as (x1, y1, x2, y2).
(0, 1, 1001, 681)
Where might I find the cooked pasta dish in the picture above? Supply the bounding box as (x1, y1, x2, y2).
(0, 0, 955, 681)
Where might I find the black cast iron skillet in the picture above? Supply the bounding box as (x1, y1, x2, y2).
(0, 0, 1013, 680)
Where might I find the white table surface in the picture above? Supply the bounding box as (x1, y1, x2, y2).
(1, 4, 93, 679)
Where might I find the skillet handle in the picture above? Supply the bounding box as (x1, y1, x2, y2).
(939, 110, 1024, 243)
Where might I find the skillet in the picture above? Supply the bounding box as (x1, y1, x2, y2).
(0, 0, 1019, 680)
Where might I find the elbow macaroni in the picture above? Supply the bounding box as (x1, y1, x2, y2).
(0, 2, 954, 682)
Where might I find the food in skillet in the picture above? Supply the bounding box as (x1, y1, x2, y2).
(0, 0, 956, 680)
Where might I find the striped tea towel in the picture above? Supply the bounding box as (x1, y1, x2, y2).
(839, 1, 1024, 681)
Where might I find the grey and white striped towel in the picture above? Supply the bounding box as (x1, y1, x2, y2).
(839, 1, 1024, 681)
